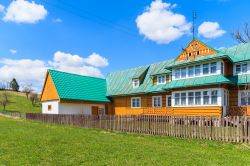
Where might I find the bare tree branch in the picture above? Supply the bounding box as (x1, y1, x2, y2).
(232, 23, 250, 43)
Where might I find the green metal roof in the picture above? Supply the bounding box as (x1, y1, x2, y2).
(130, 65, 149, 78)
(150, 59, 174, 75)
(106, 60, 173, 96)
(220, 43, 250, 62)
(229, 74, 250, 85)
(165, 75, 232, 90)
(49, 70, 110, 102)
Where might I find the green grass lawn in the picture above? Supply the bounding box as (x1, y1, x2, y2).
(0, 91, 41, 113)
(0, 116, 250, 166)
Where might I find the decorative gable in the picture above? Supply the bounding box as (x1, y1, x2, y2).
(176, 39, 217, 61)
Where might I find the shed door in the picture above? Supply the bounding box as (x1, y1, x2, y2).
(91, 106, 99, 115)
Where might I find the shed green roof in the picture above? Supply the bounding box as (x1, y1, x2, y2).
(49, 70, 110, 102)
(165, 75, 232, 90)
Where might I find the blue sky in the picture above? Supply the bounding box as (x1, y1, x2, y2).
(0, 0, 249, 91)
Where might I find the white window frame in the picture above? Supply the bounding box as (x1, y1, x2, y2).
(152, 96, 162, 107)
(221, 62, 224, 75)
(132, 79, 139, 88)
(234, 62, 249, 75)
(188, 66, 194, 77)
(172, 88, 223, 107)
(238, 90, 250, 106)
(210, 62, 217, 74)
(172, 60, 222, 80)
(166, 95, 171, 107)
(131, 97, 141, 108)
(157, 75, 166, 85)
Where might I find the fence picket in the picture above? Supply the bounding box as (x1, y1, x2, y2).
(21, 113, 250, 144)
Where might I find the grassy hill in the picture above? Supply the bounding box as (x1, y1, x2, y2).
(0, 116, 250, 165)
(0, 90, 41, 113)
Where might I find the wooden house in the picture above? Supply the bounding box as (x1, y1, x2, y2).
(41, 39, 250, 116)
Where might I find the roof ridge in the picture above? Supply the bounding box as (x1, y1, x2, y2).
(107, 59, 175, 75)
(48, 69, 106, 80)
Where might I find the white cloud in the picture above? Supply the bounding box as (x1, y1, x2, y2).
(53, 18, 62, 23)
(3, 0, 47, 24)
(0, 59, 47, 89)
(83, 53, 109, 67)
(9, 49, 17, 54)
(198, 21, 226, 39)
(0, 4, 5, 12)
(0, 51, 109, 91)
(48, 51, 106, 78)
(136, 0, 191, 44)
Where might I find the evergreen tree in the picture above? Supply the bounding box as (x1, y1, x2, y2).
(10, 78, 19, 92)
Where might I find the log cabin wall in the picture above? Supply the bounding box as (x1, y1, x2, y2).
(224, 60, 233, 76)
(112, 93, 169, 115)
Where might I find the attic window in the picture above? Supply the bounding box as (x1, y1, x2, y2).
(157, 75, 166, 84)
(133, 79, 139, 88)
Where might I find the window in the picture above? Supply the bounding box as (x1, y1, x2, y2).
(211, 90, 218, 105)
(236, 64, 241, 74)
(188, 92, 194, 105)
(240, 92, 250, 106)
(181, 68, 186, 78)
(181, 93, 186, 105)
(195, 92, 201, 105)
(203, 91, 210, 105)
(188, 66, 194, 77)
(210, 62, 217, 74)
(133, 79, 139, 88)
(221, 62, 224, 75)
(174, 93, 180, 106)
(152, 96, 162, 107)
(195, 65, 201, 76)
(242, 63, 247, 73)
(48, 105, 52, 111)
(175, 68, 180, 79)
(173, 89, 222, 106)
(131, 97, 141, 108)
(236, 63, 248, 75)
(203, 64, 209, 75)
(157, 75, 166, 84)
(166, 95, 171, 107)
(174, 62, 221, 80)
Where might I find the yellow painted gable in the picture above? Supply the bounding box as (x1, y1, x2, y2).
(176, 39, 217, 61)
(40, 72, 59, 102)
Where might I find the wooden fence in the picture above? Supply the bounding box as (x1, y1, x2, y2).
(0, 111, 26, 118)
(26, 113, 250, 144)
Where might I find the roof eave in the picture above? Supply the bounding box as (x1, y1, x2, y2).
(165, 54, 231, 70)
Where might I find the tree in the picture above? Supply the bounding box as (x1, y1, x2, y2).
(23, 84, 33, 99)
(232, 23, 250, 43)
(0, 91, 10, 111)
(10, 78, 19, 92)
(29, 92, 38, 107)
